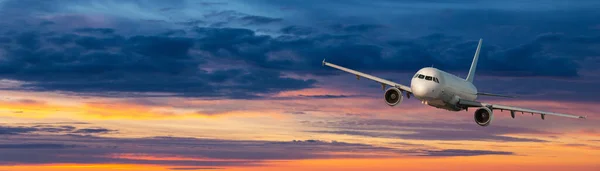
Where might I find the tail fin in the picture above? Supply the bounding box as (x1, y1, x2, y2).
(466, 38, 482, 83)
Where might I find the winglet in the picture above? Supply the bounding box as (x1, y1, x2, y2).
(322, 58, 326, 66)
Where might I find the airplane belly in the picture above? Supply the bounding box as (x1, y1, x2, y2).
(437, 87, 465, 111)
(426, 99, 445, 107)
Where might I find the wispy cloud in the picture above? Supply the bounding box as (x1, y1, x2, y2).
(305, 119, 554, 142)
(0, 133, 517, 167)
(422, 149, 513, 157)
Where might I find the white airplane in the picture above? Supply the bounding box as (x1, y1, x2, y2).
(322, 38, 586, 126)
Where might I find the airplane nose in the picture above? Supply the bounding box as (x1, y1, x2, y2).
(412, 84, 428, 99)
(412, 83, 437, 99)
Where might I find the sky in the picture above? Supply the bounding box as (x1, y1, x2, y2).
(0, 0, 599, 170)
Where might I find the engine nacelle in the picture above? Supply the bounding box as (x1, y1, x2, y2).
(384, 87, 403, 106)
(474, 107, 494, 126)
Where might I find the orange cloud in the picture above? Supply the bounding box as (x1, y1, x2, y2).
(0, 99, 73, 118)
(579, 129, 600, 137)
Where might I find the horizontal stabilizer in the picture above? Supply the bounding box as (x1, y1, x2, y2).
(477, 92, 515, 98)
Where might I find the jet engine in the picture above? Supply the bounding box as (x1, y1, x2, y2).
(474, 107, 493, 126)
(384, 87, 403, 106)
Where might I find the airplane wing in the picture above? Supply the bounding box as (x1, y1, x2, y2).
(458, 99, 586, 120)
(322, 59, 412, 93)
(477, 92, 515, 98)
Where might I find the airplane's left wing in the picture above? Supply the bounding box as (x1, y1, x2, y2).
(459, 99, 587, 120)
(322, 59, 412, 93)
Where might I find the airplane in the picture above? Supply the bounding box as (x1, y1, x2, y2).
(322, 38, 586, 126)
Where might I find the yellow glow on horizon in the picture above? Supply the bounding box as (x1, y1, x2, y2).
(4, 154, 599, 171)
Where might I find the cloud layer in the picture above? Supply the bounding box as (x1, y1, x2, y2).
(0, 0, 596, 99)
(0, 127, 515, 167)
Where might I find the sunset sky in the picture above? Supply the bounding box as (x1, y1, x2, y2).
(0, 0, 599, 170)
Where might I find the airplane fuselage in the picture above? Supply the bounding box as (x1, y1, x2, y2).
(410, 67, 477, 111)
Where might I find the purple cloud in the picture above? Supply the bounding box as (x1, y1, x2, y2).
(304, 119, 554, 142)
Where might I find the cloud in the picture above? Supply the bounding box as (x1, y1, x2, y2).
(280, 26, 314, 35)
(193, 27, 596, 79)
(305, 119, 553, 142)
(0, 143, 78, 149)
(297, 95, 356, 98)
(0, 126, 37, 135)
(0, 133, 517, 168)
(240, 15, 282, 25)
(0, 134, 400, 167)
(32, 125, 76, 133)
(197, 2, 228, 6)
(312, 130, 546, 142)
(0, 0, 596, 99)
(285, 111, 306, 115)
(0, 28, 317, 98)
(330, 24, 383, 33)
(16, 99, 46, 104)
(423, 149, 513, 157)
(72, 128, 115, 134)
(0, 125, 115, 135)
(74, 28, 115, 34)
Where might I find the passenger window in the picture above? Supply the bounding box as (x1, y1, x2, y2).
(425, 76, 432, 81)
(418, 75, 425, 79)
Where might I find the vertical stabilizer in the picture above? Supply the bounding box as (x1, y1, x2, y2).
(466, 38, 482, 83)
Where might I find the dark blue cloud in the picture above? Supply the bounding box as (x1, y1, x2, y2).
(0, 126, 37, 135)
(193, 26, 595, 78)
(0, 143, 78, 149)
(74, 28, 115, 35)
(0, 28, 316, 98)
(0, 0, 597, 100)
(240, 15, 282, 25)
(0, 125, 115, 135)
(330, 24, 383, 33)
(72, 128, 115, 134)
(280, 26, 314, 36)
(32, 125, 76, 133)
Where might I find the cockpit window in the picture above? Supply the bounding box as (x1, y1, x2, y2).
(416, 74, 440, 83)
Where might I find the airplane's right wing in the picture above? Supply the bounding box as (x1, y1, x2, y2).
(322, 59, 412, 93)
(477, 92, 515, 98)
(459, 99, 586, 120)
